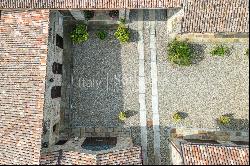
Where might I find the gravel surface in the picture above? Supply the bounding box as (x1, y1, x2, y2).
(157, 41, 249, 131)
(155, 9, 249, 165)
(70, 11, 140, 128)
(66, 9, 249, 165)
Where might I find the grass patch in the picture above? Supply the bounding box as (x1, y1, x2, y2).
(210, 45, 230, 57)
(167, 38, 192, 66)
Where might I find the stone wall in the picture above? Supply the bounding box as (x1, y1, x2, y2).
(169, 143, 183, 165)
(170, 127, 249, 142)
(72, 127, 131, 138)
(42, 11, 64, 147)
(166, 7, 184, 37)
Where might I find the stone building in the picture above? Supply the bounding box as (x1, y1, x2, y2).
(0, 0, 249, 165)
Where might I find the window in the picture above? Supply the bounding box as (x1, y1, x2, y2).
(51, 86, 61, 99)
(56, 34, 63, 49)
(52, 62, 62, 74)
(55, 140, 68, 145)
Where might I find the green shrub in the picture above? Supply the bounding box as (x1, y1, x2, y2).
(173, 112, 183, 122)
(84, 10, 94, 20)
(210, 45, 230, 57)
(96, 30, 107, 40)
(167, 38, 192, 66)
(114, 23, 130, 43)
(118, 111, 126, 122)
(119, 18, 126, 24)
(70, 24, 89, 44)
(218, 115, 231, 125)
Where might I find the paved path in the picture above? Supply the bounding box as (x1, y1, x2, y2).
(138, 10, 148, 165)
(149, 10, 161, 165)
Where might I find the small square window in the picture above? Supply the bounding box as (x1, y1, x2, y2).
(56, 34, 63, 49)
(55, 140, 68, 145)
(52, 62, 62, 74)
(51, 86, 61, 99)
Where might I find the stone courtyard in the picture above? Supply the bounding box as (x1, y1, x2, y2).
(58, 9, 248, 165)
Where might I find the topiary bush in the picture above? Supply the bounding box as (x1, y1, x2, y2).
(84, 10, 94, 20)
(218, 115, 231, 125)
(70, 24, 89, 44)
(210, 45, 230, 57)
(167, 38, 192, 66)
(96, 30, 108, 40)
(173, 112, 183, 122)
(114, 23, 130, 43)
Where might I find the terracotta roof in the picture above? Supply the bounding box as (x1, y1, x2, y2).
(182, 0, 249, 33)
(0, 0, 183, 9)
(0, 10, 49, 164)
(181, 143, 249, 165)
(40, 146, 142, 165)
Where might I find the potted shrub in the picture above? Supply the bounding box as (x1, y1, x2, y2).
(118, 111, 127, 122)
(114, 23, 130, 43)
(70, 24, 89, 44)
(218, 115, 231, 125)
(172, 112, 183, 122)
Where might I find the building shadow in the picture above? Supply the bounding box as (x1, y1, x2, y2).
(190, 43, 205, 65)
